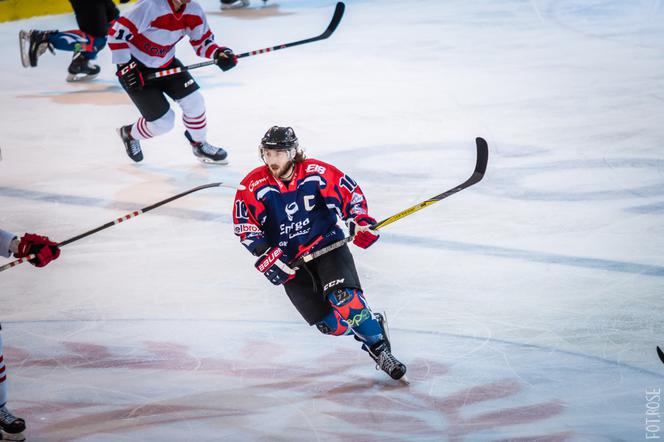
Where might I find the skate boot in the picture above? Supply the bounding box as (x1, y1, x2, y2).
(66, 52, 100, 82)
(117, 125, 144, 162)
(363, 312, 407, 381)
(185, 131, 228, 164)
(220, 0, 250, 9)
(19, 29, 57, 68)
(0, 406, 26, 442)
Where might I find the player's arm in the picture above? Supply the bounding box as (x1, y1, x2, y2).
(321, 164, 380, 249)
(233, 186, 294, 285)
(188, 8, 236, 71)
(109, 5, 146, 90)
(1, 228, 60, 267)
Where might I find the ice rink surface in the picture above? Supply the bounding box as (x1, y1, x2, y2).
(1, 0, 664, 440)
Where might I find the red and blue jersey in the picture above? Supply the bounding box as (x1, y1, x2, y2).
(233, 159, 371, 260)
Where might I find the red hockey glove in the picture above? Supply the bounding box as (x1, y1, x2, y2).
(254, 247, 295, 285)
(15, 233, 61, 268)
(348, 215, 379, 249)
(117, 61, 144, 91)
(214, 47, 237, 72)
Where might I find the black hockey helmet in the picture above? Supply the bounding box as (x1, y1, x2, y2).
(260, 126, 299, 150)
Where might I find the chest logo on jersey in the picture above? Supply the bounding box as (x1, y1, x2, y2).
(285, 202, 299, 221)
(142, 43, 169, 57)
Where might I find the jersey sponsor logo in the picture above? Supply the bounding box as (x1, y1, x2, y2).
(234, 223, 261, 234)
(323, 278, 345, 291)
(306, 163, 326, 175)
(280, 217, 310, 238)
(184, 79, 194, 88)
(249, 177, 268, 192)
(142, 42, 170, 57)
(285, 202, 299, 221)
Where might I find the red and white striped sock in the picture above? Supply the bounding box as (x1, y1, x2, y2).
(0, 349, 8, 407)
(183, 111, 207, 143)
(130, 117, 153, 141)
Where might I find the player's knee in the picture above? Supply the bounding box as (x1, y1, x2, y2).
(315, 310, 349, 336)
(148, 109, 175, 135)
(328, 288, 373, 327)
(329, 288, 367, 309)
(177, 91, 205, 116)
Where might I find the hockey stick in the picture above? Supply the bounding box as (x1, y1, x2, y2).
(145, 2, 345, 80)
(0, 182, 243, 272)
(291, 137, 489, 268)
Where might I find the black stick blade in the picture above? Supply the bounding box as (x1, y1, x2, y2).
(322, 2, 346, 38)
(474, 137, 489, 177)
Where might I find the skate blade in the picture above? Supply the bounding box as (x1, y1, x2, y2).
(221, 0, 250, 9)
(197, 157, 229, 165)
(66, 72, 99, 82)
(398, 374, 410, 385)
(1, 430, 26, 442)
(19, 30, 30, 68)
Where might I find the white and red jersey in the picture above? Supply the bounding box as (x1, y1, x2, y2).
(108, 0, 222, 68)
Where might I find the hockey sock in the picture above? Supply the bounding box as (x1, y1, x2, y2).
(177, 92, 207, 142)
(48, 30, 93, 53)
(328, 288, 383, 345)
(131, 109, 175, 140)
(315, 310, 351, 336)
(0, 335, 7, 408)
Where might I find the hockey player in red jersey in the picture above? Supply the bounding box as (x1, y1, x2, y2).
(109, 0, 236, 164)
(0, 228, 61, 441)
(233, 126, 407, 380)
(19, 0, 124, 82)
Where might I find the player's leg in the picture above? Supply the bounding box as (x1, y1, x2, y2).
(118, 75, 175, 162)
(165, 61, 228, 164)
(316, 245, 407, 380)
(0, 330, 26, 442)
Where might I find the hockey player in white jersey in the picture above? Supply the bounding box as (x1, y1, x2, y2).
(0, 229, 61, 441)
(109, 0, 237, 164)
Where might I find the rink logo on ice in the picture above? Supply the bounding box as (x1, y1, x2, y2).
(646, 387, 661, 439)
(657, 346, 664, 366)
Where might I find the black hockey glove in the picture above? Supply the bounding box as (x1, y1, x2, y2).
(254, 247, 295, 285)
(116, 61, 144, 91)
(214, 47, 237, 72)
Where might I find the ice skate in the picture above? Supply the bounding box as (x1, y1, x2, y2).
(363, 312, 408, 382)
(185, 131, 228, 165)
(220, 0, 250, 10)
(19, 29, 56, 68)
(66, 52, 100, 82)
(117, 125, 144, 162)
(0, 406, 26, 442)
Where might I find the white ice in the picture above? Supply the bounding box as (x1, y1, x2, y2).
(1, 0, 663, 440)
